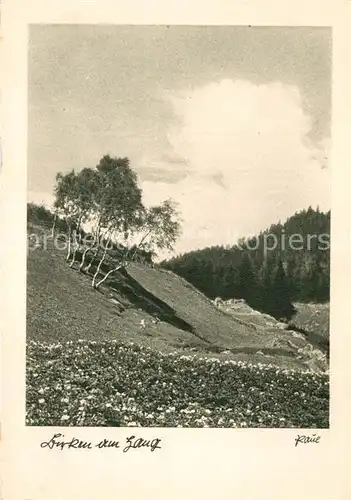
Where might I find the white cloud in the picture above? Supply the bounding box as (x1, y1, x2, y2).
(141, 79, 330, 255)
(28, 79, 330, 258)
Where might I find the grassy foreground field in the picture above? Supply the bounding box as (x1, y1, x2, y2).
(27, 339, 329, 428)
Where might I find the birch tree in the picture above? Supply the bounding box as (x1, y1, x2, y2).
(53, 155, 182, 291)
(94, 199, 181, 289)
(90, 155, 143, 288)
(53, 170, 81, 261)
(68, 167, 98, 268)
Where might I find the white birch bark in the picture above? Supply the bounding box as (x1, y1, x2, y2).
(65, 221, 72, 261)
(91, 235, 111, 288)
(69, 214, 83, 267)
(95, 262, 125, 289)
(51, 212, 57, 238)
(81, 218, 102, 271)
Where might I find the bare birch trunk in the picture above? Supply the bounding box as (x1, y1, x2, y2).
(65, 222, 72, 261)
(82, 218, 102, 272)
(93, 230, 151, 289)
(51, 212, 57, 238)
(84, 246, 100, 273)
(80, 246, 93, 271)
(95, 262, 125, 289)
(69, 215, 83, 268)
(91, 236, 110, 288)
(66, 236, 71, 261)
(70, 248, 78, 267)
(69, 232, 80, 267)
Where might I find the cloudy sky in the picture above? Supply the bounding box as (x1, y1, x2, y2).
(28, 25, 331, 256)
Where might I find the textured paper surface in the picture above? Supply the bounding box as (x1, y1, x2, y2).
(1, 1, 350, 499)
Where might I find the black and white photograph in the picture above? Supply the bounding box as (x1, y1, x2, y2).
(26, 25, 331, 429)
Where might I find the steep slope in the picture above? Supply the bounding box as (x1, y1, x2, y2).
(27, 233, 207, 352)
(27, 224, 326, 370)
(290, 302, 329, 340)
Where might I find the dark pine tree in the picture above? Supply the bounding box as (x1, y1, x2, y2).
(161, 207, 330, 309)
(237, 252, 261, 310)
(270, 258, 295, 320)
(222, 263, 240, 299)
(259, 253, 276, 315)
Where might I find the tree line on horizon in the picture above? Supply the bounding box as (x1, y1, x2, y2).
(161, 207, 330, 321)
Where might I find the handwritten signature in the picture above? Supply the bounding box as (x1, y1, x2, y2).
(294, 434, 321, 447)
(40, 433, 162, 452)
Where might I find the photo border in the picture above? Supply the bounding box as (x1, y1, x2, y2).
(1, 1, 350, 498)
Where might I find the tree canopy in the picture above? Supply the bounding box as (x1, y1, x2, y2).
(162, 207, 330, 320)
(52, 155, 181, 289)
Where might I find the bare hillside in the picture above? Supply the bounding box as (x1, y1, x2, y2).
(27, 224, 327, 371)
(290, 302, 329, 341)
